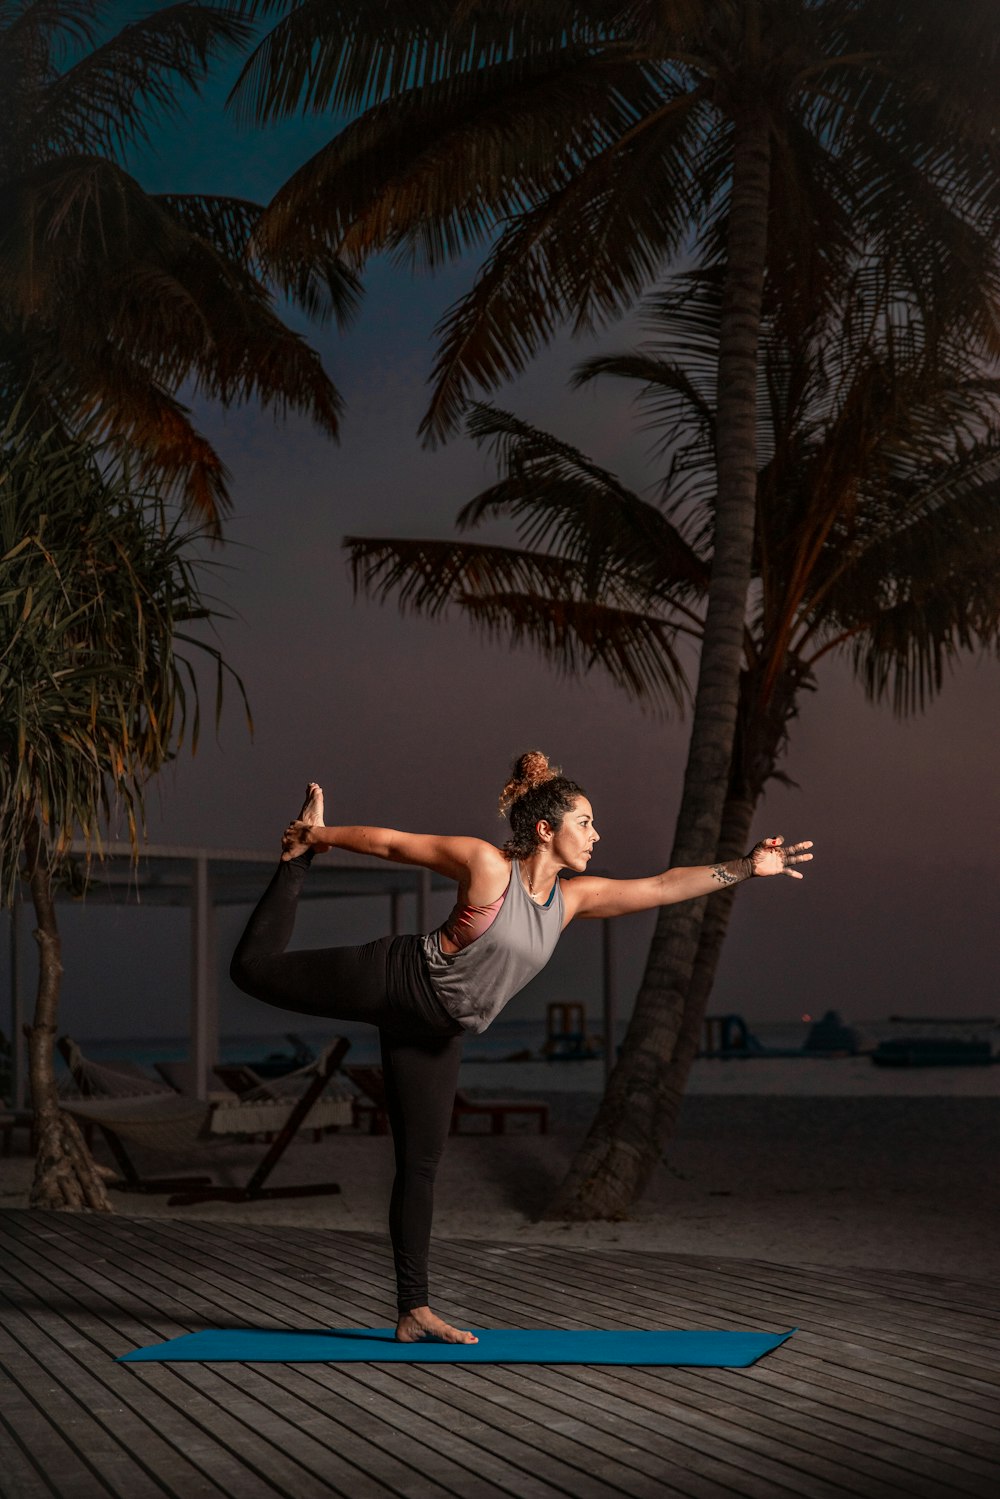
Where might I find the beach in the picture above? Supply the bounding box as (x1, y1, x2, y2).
(5, 1060, 998, 1287)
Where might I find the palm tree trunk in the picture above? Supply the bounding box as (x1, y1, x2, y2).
(24, 817, 111, 1212)
(546, 102, 772, 1220)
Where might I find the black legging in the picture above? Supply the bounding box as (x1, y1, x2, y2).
(229, 856, 464, 1313)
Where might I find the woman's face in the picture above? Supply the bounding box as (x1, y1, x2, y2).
(548, 796, 600, 872)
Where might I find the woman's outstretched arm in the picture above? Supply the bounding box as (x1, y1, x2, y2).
(285, 817, 498, 882)
(564, 837, 814, 921)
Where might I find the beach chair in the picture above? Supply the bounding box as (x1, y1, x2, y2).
(57, 1035, 353, 1205)
(343, 1064, 548, 1136)
(451, 1088, 548, 1135)
(153, 1059, 227, 1097)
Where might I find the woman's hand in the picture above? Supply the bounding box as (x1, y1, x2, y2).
(749, 835, 813, 878)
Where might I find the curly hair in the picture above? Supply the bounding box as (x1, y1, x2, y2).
(498, 750, 586, 861)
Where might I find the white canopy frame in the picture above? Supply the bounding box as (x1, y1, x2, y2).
(4, 844, 621, 1109)
(5, 844, 447, 1107)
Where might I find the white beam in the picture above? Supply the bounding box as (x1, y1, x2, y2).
(189, 854, 217, 1100)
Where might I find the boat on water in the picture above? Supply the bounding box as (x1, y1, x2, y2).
(699, 1010, 862, 1059)
(871, 1016, 997, 1068)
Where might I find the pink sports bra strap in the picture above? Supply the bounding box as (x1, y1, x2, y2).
(440, 891, 506, 952)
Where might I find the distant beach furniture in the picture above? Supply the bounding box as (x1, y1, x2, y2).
(343, 1063, 548, 1136)
(872, 1017, 997, 1067)
(226, 1032, 317, 1080)
(541, 1002, 603, 1061)
(700, 1011, 861, 1059)
(57, 1035, 354, 1203)
(154, 1033, 317, 1096)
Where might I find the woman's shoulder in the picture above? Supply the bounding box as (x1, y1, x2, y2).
(467, 840, 511, 877)
(461, 840, 511, 901)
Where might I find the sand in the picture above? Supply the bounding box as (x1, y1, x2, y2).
(4, 1072, 998, 1285)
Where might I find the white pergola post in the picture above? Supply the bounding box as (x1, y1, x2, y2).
(190, 854, 217, 1100)
(602, 919, 617, 1083)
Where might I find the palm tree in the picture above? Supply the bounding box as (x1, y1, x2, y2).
(0, 415, 250, 1209)
(347, 265, 1000, 1214)
(236, 2, 1000, 1207)
(0, 0, 358, 531)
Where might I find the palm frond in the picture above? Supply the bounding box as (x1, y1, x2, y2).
(0, 157, 344, 522)
(254, 47, 684, 274)
(231, 0, 614, 123)
(0, 1, 98, 73)
(37, 3, 252, 161)
(345, 531, 691, 710)
(460, 403, 708, 602)
(0, 414, 249, 902)
(459, 590, 691, 711)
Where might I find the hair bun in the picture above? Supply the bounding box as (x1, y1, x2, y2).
(498, 750, 560, 817)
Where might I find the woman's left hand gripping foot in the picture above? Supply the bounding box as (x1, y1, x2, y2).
(396, 1307, 478, 1344)
(281, 781, 325, 860)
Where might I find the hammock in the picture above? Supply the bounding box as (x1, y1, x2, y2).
(59, 1037, 354, 1144)
(57, 1034, 353, 1204)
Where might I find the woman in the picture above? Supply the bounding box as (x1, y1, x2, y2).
(230, 751, 813, 1344)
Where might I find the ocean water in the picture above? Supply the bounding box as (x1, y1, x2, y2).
(76, 1013, 999, 1074)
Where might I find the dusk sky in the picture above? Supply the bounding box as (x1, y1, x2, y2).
(9, 12, 1000, 1047)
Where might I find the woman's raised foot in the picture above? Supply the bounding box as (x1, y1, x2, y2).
(395, 1306, 478, 1344)
(281, 781, 324, 860)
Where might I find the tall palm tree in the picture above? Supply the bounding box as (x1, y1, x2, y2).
(0, 416, 250, 1209)
(0, 0, 358, 531)
(236, 3, 1000, 1207)
(347, 266, 1000, 1214)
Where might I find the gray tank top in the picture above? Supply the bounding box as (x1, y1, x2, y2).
(421, 862, 565, 1034)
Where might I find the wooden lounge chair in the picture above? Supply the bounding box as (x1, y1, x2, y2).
(58, 1035, 353, 1205)
(154, 1059, 228, 1098)
(451, 1087, 548, 1135)
(343, 1064, 548, 1136)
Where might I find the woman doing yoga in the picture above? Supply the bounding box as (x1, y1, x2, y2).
(230, 750, 813, 1344)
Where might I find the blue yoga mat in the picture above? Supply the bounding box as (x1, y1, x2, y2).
(120, 1326, 795, 1366)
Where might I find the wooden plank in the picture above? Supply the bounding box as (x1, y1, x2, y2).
(0, 1382, 86, 1499)
(501, 1243, 1000, 1361)
(0, 1316, 176, 1499)
(477, 1244, 1000, 1407)
(0, 1409, 58, 1499)
(234, 1359, 561, 1499)
(556, 1363, 994, 1499)
(435, 1358, 904, 1499)
(452, 1253, 1000, 1451)
(4, 1211, 999, 1499)
(3, 1217, 596, 1499)
(0, 1226, 456, 1499)
(127, 1217, 1000, 1487)
(400, 1359, 773, 1499)
(0, 1278, 325, 1499)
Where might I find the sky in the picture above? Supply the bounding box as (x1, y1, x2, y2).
(7, 9, 1000, 1047)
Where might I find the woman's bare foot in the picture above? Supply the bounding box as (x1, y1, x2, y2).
(395, 1307, 478, 1344)
(280, 781, 324, 860)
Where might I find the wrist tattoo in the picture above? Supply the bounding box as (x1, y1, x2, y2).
(711, 857, 753, 886)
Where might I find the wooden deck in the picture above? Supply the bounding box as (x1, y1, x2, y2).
(1, 1209, 998, 1499)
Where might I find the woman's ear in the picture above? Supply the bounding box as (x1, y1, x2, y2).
(535, 819, 553, 845)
